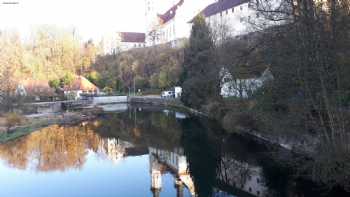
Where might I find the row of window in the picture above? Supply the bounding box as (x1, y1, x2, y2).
(133, 43, 146, 48)
(212, 4, 260, 23)
(220, 3, 247, 17)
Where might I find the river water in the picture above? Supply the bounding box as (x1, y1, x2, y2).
(0, 105, 345, 197)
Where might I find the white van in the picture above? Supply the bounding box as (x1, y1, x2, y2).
(161, 91, 175, 98)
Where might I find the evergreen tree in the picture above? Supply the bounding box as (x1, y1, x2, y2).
(181, 15, 220, 109)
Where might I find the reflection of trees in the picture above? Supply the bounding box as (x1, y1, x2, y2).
(0, 124, 102, 171)
(181, 118, 222, 197)
(0, 108, 186, 172)
(219, 155, 254, 188)
(94, 108, 184, 150)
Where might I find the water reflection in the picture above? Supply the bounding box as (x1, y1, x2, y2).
(0, 106, 333, 197)
(149, 147, 195, 197)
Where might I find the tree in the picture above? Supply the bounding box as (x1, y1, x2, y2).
(181, 15, 220, 109)
(252, 0, 350, 190)
(0, 65, 19, 112)
(49, 79, 60, 90)
(0, 31, 22, 112)
(80, 39, 99, 74)
(59, 73, 75, 87)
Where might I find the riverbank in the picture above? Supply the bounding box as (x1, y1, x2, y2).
(128, 96, 208, 117)
(0, 96, 315, 154)
(0, 107, 102, 143)
(129, 96, 316, 155)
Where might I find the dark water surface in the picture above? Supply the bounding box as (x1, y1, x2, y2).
(0, 105, 343, 197)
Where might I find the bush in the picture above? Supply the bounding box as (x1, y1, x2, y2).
(204, 101, 226, 120)
(222, 111, 263, 133)
(103, 87, 113, 95)
(4, 112, 24, 131)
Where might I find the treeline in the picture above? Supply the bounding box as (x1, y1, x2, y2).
(0, 26, 101, 111)
(87, 45, 183, 93)
(0, 26, 100, 82)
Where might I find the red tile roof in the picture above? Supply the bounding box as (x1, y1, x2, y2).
(19, 80, 56, 97)
(119, 32, 146, 43)
(63, 76, 99, 92)
(158, 0, 184, 24)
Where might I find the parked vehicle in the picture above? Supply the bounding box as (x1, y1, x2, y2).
(161, 91, 175, 98)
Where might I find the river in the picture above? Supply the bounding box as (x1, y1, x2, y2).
(0, 105, 346, 197)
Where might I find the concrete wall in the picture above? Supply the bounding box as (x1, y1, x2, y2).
(92, 96, 128, 105)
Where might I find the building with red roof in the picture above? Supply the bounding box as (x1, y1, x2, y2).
(116, 32, 146, 51)
(145, 0, 211, 46)
(63, 76, 99, 100)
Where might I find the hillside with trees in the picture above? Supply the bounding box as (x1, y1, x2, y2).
(89, 45, 184, 93)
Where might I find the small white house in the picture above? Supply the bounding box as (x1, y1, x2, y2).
(220, 67, 273, 98)
(174, 86, 182, 98)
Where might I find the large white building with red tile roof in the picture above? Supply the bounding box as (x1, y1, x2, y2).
(145, 0, 213, 47)
(116, 32, 146, 51)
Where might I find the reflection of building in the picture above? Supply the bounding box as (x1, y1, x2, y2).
(99, 138, 134, 164)
(217, 156, 268, 197)
(148, 147, 269, 197)
(149, 147, 196, 197)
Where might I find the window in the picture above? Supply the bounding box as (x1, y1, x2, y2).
(226, 10, 228, 15)
(240, 17, 243, 23)
(240, 6, 243, 11)
(232, 8, 234, 13)
(220, 12, 222, 17)
(248, 2, 253, 8)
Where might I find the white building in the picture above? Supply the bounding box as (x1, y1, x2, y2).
(220, 67, 274, 98)
(101, 32, 146, 54)
(145, 0, 213, 47)
(117, 32, 146, 51)
(101, 33, 119, 55)
(196, 0, 261, 38)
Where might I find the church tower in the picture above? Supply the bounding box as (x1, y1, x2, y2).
(145, 0, 157, 33)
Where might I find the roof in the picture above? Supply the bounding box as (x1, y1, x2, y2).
(19, 80, 56, 97)
(118, 32, 146, 43)
(63, 76, 99, 92)
(157, 0, 184, 24)
(201, 0, 249, 18)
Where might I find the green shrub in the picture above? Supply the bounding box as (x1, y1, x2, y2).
(103, 87, 113, 95)
(4, 112, 24, 131)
